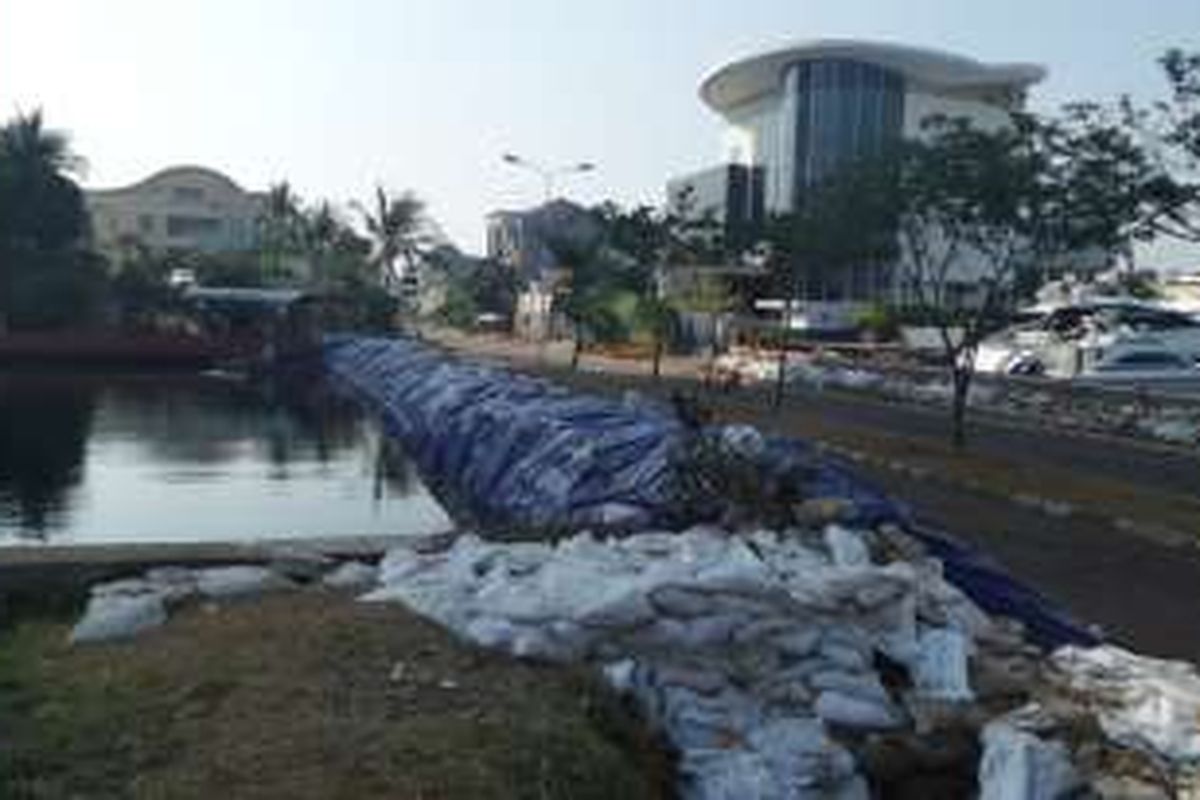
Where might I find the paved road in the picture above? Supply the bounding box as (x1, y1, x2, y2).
(857, 465, 1200, 663)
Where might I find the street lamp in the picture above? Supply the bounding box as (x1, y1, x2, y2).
(502, 152, 595, 203)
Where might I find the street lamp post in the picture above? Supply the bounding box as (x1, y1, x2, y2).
(502, 152, 595, 203)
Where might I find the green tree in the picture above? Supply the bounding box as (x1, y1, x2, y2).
(355, 186, 427, 290)
(761, 158, 900, 405)
(887, 116, 1120, 449)
(259, 181, 303, 283)
(671, 272, 736, 384)
(1122, 49, 1200, 244)
(0, 110, 104, 330)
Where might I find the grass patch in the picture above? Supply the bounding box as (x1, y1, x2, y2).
(0, 592, 672, 800)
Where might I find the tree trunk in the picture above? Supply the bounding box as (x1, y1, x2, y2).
(951, 366, 971, 451)
(570, 319, 582, 371)
(652, 335, 663, 379)
(772, 345, 788, 409)
(772, 295, 795, 409)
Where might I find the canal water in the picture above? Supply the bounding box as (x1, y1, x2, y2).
(0, 370, 453, 545)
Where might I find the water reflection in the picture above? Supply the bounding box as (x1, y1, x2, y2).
(0, 370, 452, 544)
(0, 372, 96, 537)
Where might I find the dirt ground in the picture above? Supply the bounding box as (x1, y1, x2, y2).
(0, 591, 671, 800)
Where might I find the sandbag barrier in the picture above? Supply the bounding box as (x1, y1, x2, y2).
(323, 335, 1098, 650)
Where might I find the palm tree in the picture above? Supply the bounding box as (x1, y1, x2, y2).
(259, 181, 303, 282)
(0, 109, 84, 180)
(0, 109, 88, 255)
(302, 201, 340, 290)
(354, 186, 426, 290)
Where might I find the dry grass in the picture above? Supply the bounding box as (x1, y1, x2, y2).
(0, 591, 672, 800)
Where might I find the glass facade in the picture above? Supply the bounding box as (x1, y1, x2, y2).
(789, 58, 905, 204)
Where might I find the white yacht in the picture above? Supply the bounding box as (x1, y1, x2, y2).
(1072, 339, 1200, 390)
(976, 301, 1200, 377)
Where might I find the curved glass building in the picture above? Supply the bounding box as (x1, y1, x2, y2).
(699, 40, 1045, 214)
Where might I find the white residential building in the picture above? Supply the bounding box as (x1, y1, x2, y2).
(86, 165, 267, 261)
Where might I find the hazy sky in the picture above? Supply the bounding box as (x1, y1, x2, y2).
(2, 0, 1198, 265)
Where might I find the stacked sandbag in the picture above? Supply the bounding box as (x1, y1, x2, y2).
(363, 524, 996, 799)
(69, 565, 297, 644)
(976, 646, 1200, 799)
(325, 336, 684, 528)
(363, 523, 1200, 799)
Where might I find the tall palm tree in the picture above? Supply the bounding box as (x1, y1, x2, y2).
(302, 200, 339, 290)
(0, 109, 84, 181)
(0, 109, 87, 253)
(354, 186, 426, 290)
(259, 181, 303, 282)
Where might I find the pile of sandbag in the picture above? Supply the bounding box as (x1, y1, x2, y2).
(325, 336, 684, 528)
(68, 559, 379, 644)
(363, 524, 1200, 799)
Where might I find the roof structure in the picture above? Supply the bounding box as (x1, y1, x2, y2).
(86, 165, 255, 197)
(700, 39, 1046, 113)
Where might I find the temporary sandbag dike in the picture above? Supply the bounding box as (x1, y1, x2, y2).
(323, 336, 1097, 650)
(361, 525, 1200, 799)
(325, 335, 684, 529)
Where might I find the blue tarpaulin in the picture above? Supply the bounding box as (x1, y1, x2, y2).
(324, 335, 1098, 650)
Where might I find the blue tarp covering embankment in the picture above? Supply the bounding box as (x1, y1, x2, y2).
(324, 335, 1099, 650)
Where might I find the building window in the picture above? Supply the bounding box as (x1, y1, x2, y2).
(166, 215, 222, 237)
(138, 214, 155, 234)
(172, 186, 205, 202)
(791, 58, 905, 201)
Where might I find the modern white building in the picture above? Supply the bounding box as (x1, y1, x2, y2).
(665, 40, 1072, 325)
(699, 39, 1045, 214)
(86, 165, 267, 262)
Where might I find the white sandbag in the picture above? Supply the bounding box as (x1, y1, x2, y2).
(912, 627, 974, 701)
(748, 719, 866, 798)
(824, 525, 872, 568)
(978, 718, 1082, 800)
(322, 561, 380, 589)
(1051, 645, 1200, 763)
(814, 690, 904, 730)
(195, 566, 295, 599)
(70, 593, 167, 644)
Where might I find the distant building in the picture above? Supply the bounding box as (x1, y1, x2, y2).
(699, 39, 1043, 214)
(666, 163, 765, 252)
(86, 165, 266, 262)
(669, 39, 1067, 326)
(486, 200, 603, 339)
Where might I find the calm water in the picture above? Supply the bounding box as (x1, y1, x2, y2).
(0, 370, 453, 545)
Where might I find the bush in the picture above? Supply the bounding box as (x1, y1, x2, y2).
(856, 304, 899, 341)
